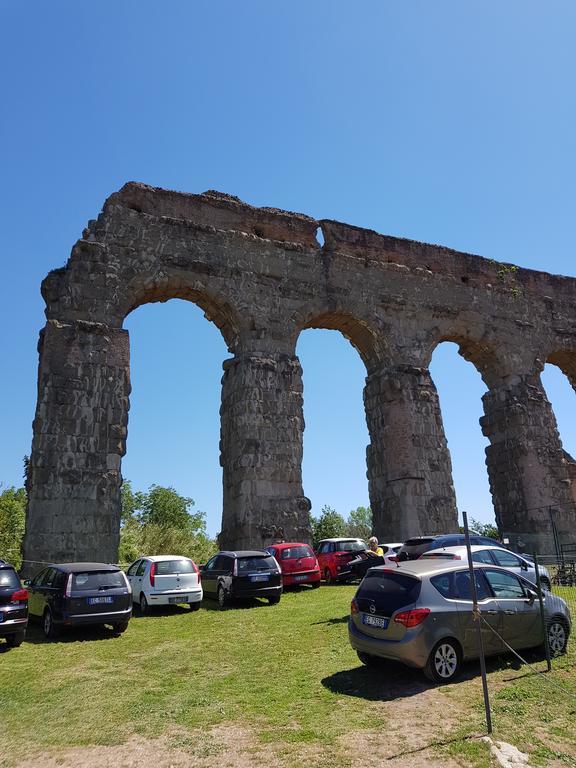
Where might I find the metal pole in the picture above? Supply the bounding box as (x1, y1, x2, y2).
(462, 508, 492, 734)
(533, 551, 551, 672)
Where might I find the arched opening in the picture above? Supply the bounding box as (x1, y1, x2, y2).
(541, 354, 576, 513)
(296, 328, 370, 530)
(429, 341, 493, 529)
(122, 298, 229, 538)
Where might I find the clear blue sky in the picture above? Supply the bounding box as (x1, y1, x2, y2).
(1, 2, 575, 537)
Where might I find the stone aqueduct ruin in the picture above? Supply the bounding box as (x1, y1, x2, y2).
(23, 183, 576, 568)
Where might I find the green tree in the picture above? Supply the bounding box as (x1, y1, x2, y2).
(346, 506, 372, 540)
(459, 517, 500, 540)
(0, 487, 26, 569)
(311, 505, 347, 542)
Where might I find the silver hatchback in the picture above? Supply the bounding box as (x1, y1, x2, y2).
(348, 560, 571, 683)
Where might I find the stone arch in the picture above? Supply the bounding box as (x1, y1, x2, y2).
(545, 347, 576, 390)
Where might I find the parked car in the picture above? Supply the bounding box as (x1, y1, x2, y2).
(397, 533, 506, 561)
(126, 555, 203, 614)
(265, 543, 321, 588)
(25, 563, 132, 638)
(0, 561, 28, 648)
(315, 538, 367, 583)
(344, 542, 405, 582)
(201, 550, 282, 608)
(348, 560, 571, 683)
(421, 545, 552, 590)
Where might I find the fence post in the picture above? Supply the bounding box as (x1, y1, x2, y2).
(462, 509, 492, 734)
(533, 552, 552, 672)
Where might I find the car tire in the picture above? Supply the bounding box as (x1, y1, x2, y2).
(357, 651, 385, 667)
(139, 593, 149, 615)
(43, 608, 60, 640)
(189, 603, 200, 611)
(547, 618, 569, 655)
(268, 595, 281, 605)
(324, 568, 333, 585)
(217, 586, 228, 610)
(5, 631, 25, 648)
(424, 639, 462, 683)
(311, 581, 321, 589)
(112, 621, 129, 634)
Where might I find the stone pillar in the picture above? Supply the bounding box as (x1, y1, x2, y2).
(481, 374, 574, 555)
(218, 352, 311, 550)
(365, 364, 458, 542)
(23, 319, 130, 573)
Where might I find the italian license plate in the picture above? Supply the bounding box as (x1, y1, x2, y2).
(362, 613, 389, 629)
(169, 597, 187, 603)
(250, 574, 269, 582)
(87, 596, 113, 605)
(294, 574, 308, 582)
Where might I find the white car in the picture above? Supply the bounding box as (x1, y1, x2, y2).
(126, 555, 203, 614)
(421, 545, 551, 590)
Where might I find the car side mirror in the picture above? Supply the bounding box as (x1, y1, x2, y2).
(521, 562, 528, 571)
(526, 588, 537, 604)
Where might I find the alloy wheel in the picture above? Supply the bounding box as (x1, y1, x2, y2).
(548, 621, 567, 654)
(433, 643, 458, 679)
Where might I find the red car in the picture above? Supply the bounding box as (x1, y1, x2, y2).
(315, 538, 367, 583)
(266, 543, 321, 588)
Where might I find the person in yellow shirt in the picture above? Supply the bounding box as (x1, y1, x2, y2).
(367, 536, 384, 557)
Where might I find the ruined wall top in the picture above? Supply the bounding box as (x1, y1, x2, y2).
(40, 182, 576, 384)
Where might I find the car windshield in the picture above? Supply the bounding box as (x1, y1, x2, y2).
(155, 559, 195, 575)
(357, 571, 421, 614)
(281, 546, 314, 560)
(238, 556, 277, 571)
(0, 569, 20, 589)
(72, 571, 126, 591)
(335, 541, 366, 552)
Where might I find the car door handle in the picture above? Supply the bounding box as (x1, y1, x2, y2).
(485, 610, 498, 614)
(504, 610, 515, 615)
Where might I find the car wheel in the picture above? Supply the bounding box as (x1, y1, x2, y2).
(217, 586, 228, 610)
(43, 608, 60, 639)
(112, 621, 129, 634)
(324, 568, 333, 585)
(424, 639, 461, 683)
(357, 651, 385, 667)
(5, 631, 25, 648)
(547, 619, 568, 655)
(268, 595, 281, 605)
(311, 581, 321, 589)
(139, 593, 149, 615)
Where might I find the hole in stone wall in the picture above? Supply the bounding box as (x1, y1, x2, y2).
(122, 298, 227, 540)
(254, 228, 264, 238)
(541, 363, 576, 459)
(315, 226, 325, 247)
(429, 341, 493, 529)
(296, 328, 369, 530)
(461, 276, 469, 284)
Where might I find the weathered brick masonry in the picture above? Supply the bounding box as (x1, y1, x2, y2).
(23, 183, 576, 567)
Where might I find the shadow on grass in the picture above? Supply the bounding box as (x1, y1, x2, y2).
(22, 621, 123, 645)
(322, 653, 543, 701)
(312, 615, 349, 625)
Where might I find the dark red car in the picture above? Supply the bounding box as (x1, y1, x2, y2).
(266, 543, 321, 588)
(315, 538, 367, 583)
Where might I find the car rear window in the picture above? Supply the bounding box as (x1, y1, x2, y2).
(281, 546, 314, 560)
(335, 540, 366, 552)
(357, 571, 421, 613)
(404, 537, 436, 547)
(72, 571, 126, 591)
(0, 569, 20, 589)
(155, 559, 195, 575)
(238, 556, 278, 571)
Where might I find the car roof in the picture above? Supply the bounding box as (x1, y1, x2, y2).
(366, 560, 508, 580)
(218, 550, 271, 558)
(317, 538, 364, 543)
(42, 562, 122, 573)
(269, 542, 311, 549)
(424, 545, 526, 559)
(140, 555, 194, 562)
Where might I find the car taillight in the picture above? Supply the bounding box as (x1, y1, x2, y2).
(192, 561, 201, 583)
(149, 562, 157, 587)
(351, 598, 359, 615)
(11, 589, 28, 603)
(388, 555, 399, 562)
(65, 574, 73, 597)
(233, 559, 238, 576)
(393, 608, 430, 628)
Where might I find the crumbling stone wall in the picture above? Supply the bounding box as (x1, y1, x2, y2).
(23, 183, 576, 568)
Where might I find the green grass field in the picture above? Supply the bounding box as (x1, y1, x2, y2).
(1, 585, 574, 767)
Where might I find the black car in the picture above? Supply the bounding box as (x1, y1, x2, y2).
(397, 533, 505, 561)
(0, 561, 28, 648)
(25, 563, 132, 638)
(201, 550, 282, 608)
